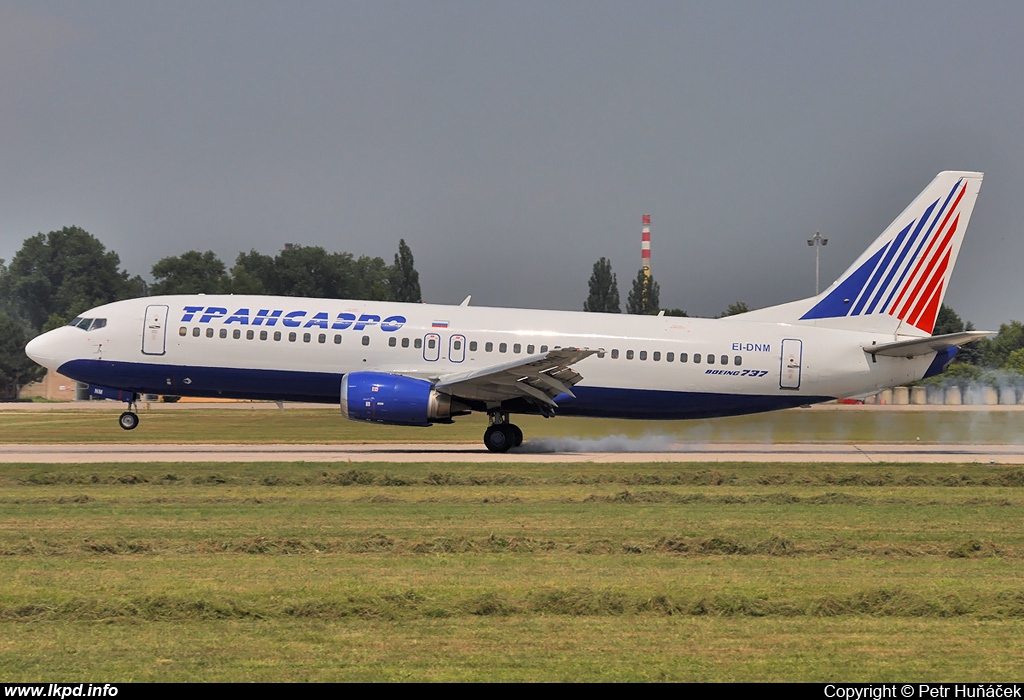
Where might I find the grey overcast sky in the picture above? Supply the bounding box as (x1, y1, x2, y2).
(1, 1, 1021, 329)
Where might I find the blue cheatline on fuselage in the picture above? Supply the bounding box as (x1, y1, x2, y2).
(57, 359, 833, 421)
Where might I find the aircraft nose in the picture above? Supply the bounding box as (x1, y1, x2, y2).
(25, 331, 59, 370)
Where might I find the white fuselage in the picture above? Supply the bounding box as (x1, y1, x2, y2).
(26, 294, 936, 420)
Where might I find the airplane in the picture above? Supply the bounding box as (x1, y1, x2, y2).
(25, 170, 991, 452)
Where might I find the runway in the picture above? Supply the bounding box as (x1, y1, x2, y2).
(2, 442, 1023, 464)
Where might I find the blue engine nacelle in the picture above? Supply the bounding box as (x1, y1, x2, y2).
(340, 372, 462, 426)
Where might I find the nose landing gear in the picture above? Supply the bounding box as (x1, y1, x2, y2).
(483, 412, 523, 453)
(118, 394, 140, 430)
(118, 411, 139, 430)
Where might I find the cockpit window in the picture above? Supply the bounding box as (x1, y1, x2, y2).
(67, 317, 106, 331)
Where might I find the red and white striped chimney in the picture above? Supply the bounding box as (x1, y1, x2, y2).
(641, 214, 651, 277)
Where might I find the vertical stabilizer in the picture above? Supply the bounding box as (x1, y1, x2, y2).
(733, 171, 983, 336)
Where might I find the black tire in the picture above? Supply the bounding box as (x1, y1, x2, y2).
(510, 424, 523, 447)
(484, 424, 513, 453)
(118, 411, 139, 431)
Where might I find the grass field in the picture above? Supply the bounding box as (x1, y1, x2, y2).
(2, 440, 1024, 681)
(0, 404, 1022, 445)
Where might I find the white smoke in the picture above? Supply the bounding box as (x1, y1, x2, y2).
(518, 433, 681, 453)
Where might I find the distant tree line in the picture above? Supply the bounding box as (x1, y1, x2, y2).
(0, 226, 422, 399)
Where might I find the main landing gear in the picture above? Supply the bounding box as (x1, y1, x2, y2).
(118, 394, 140, 431)
(483, 412, 523, 453)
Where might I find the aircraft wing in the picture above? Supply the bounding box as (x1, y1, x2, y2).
(435, 347, 598, 406)
(863, 331, 993, 358)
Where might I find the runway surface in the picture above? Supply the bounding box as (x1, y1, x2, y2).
(2, 442, 1023, 464)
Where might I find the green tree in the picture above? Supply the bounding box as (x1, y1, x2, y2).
(227, 250, 275, 294)
(718, 301, 750, 318)
(584, 257, 620, 313)
(8, 227, 143, 332)
(0, 312, 45, 399)
(662, 308, 689, 317)
(979, 321, 1024, 369)
(933, 304, 965, 335)
(626, 268, 660, 315)
(933, 304, 984, 366)
(1005, 348, 1024, 377)
(352, 255, 395, 301)
(150, 250, 229, 295)
(390, 239, 422, 303)
(228, 245, 397, 300)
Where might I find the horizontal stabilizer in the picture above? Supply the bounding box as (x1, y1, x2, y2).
(864, 331, 993, 358)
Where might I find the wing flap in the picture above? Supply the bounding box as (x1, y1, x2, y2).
(436, 347, 597, 404)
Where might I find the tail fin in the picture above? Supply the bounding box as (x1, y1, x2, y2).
(734, 171, 983, 336)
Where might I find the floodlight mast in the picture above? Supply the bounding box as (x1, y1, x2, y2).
(807, 231, 828, 295)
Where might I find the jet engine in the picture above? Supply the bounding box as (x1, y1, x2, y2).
(340, 372, 466, 426)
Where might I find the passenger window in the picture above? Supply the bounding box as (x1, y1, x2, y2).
(232, 329, 241, 339)
(653, 351, 661, 361)
(734, 356, 742, 366)
(667, 352, 674, 362)
(540, 345, 548, 353)
(639, 350, 648, 361)
(415, 338, 422, 349)
(611, 349, 619, 359)
(303, 333, 311, 343)
(499, 343, 507, 353)
(485, 342, 493, 352)
(179, 327, 187, 336)
(388, 337, 397, 347)
(597, 350, 605, 358)
(454, 340, 463, 351)
(680, 353, 688, 363)
(318, 334, 326, 344)
(193, 327, 201, 337)
(274, 331, 282, 341)
(206, 328, 214, 338)
(260, 330, 268, 340)
(527, 344, 535, 354)
(513, 343, 521, 354)
(469, 341, 477, 351)
(247, 330, 255, 340)
(220, 329, 228, 339)
(626, 350, 634, 360)
(708, 354, 715, 364)
(362, 336, 370, 346)
(289, 332, 297, 342)
(334, 334, 341, 344)
(428, 338, 436, 349)
(402, 338, 410, 348)
(694, 353, 701, 363)
(721, 355, 728, 365)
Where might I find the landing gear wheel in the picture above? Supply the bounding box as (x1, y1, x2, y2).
(510, 424, 523, 447)
(118, 411, 139, 431)
(484, 424, 514, 453)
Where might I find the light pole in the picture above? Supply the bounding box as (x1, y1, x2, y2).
(807, 231, 828, 295)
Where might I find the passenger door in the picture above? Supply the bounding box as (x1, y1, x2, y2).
(779, 338, 803, 390)
(142, 305, 169, 356)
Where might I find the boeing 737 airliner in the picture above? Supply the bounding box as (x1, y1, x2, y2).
(25, 171, 990, 451)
